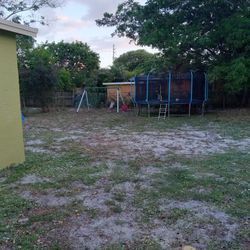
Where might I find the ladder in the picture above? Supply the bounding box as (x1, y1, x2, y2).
(158, 104, 168, 120)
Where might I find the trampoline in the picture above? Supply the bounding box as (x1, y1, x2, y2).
(134, 71, 208, 117)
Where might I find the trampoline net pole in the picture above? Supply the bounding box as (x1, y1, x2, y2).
(168, 71, 171, 117)
(189, 71, 194, 117)
(116, 88, 119, 113)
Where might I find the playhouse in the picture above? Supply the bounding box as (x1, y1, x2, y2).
(134, 71, 208, 117)
(103, 82, 135, 104)
(0, 19, 37, 168)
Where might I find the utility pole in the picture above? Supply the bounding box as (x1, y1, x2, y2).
(112, 44, 116, 63)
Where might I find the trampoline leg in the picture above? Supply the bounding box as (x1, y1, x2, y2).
(137, 105, 140, 116)
(202, 102, 205, 116)
(189, 103, 191, 117)
(168, 104, 170, 118)
(148, 104, 150, 117)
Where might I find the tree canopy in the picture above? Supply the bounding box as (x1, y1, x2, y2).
(110, 49, 163, 80)
(0, 0, 61, 24)
(43, 41, 100, 88)
(114, 49, 159, 72)
(19, 47, 58, 110)
(19, 41, 100, 99)
(97, 0, 250, 95)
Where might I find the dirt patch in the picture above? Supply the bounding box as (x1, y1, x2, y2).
(223, 138, 250, 151)
(20, 182, 113, 211)
(136, 166, 163, 189)
(156, 200, 238, 249)
(193, 172, 225, 181)
(169, 163, 189, 169)
(50, 128, 63, 132)
(19, 174, 51, 185)
(18, 111, 248, 249)
(20, 190, 73, 207)
(189, 187, 212, 195)
(25, 147, 51, 154)
(111, 181, 136, 195)
(55, 135, 82, 142)
(139, 166, 162, 176)
(24, 113, 250, 160)
(69, 212, 140, 249)
(0, 177, 6, 183)
(76, 188, 112, 212)
(151, 226, 177, 249)
(74, 128, 250, 161)
(26, 139, 44, 146)
(17, 170, 239, 249)
(162, 200, 237, 229)
(25, 139, 52, 154)
(121, 130, 250, 158)
(53, 198, 238, 250)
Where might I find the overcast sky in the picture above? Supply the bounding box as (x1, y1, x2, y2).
(34, 0, 155, 68)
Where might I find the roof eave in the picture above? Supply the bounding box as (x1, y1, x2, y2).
(103, 82, 135, 86)
(0, 19, 38, 37)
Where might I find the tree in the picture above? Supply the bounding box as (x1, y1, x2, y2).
(57, 68, 72, 91)
(17, 35, 35, 63)
(96, 0, 250, 66)
(96, 68, 114, 86)
(19, 41, 100, 106)
(96, 50, 166, 84)
(44, 41, 100, 88)
(208, 12, 250, 99)
(0, 0, 62, 24)
(19, 47, 58, 111)
(1, 0, 62, 92)
(97, 0, 250, 96)
(107, 49, 164, 81)
(113, 49, 165, 75)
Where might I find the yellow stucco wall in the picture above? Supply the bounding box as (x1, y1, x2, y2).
(0, 31, 25, 169)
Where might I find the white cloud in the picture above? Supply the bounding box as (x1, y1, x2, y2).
(73, 0, 127, 20)
(34, 0, 152, 67)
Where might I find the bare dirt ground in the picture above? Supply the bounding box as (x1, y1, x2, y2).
(25, 110, 250, 159)
(1, 109, 250, 249)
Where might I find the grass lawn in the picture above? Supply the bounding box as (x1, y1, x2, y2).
(0, 108, 249, 249)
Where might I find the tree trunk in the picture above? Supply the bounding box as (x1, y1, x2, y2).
(222, 94, 226, 109)
(241, 86, 249, 107)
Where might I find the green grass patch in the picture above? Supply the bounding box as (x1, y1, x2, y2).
(1, 109, 250, 249)
(164, 208, 191, 224)
(1, 150, 107, 188)
(146, 151, 250, 218)
(0, 188, 34, 248)
(109, 165, 139, 184)
(104, 200, 122, 213)
(113, 191, 126, 202)
(103, 237, 161, 250)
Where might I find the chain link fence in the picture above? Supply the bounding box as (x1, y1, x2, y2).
(21, 87, 250, 110)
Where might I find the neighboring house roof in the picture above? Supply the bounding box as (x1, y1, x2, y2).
(103, 82, 134, 86)
(0, 19, 38, 37)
